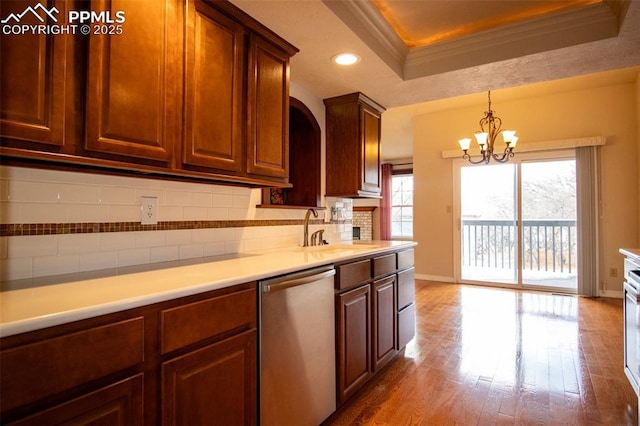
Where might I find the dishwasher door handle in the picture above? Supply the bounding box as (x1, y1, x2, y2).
(262, 269, 336, 293)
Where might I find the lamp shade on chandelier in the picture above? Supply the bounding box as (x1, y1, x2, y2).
(459, 91, 518, 164)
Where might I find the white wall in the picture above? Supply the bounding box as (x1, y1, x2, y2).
(411, 79, 639, 295)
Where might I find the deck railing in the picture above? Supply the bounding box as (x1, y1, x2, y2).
(461, 219, 577, 274)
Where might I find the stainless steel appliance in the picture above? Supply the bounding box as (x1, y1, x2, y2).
(624, 267, 640, 395)
(260, 266, 337, 426)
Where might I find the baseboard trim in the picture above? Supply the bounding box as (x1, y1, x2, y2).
(416, 274, 455, 283)
(599, 289, 623, 299)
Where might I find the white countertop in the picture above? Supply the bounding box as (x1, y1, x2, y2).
(0, 241, 416, 338)
(620, 248, 640, 261)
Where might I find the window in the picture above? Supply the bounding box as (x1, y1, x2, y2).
(391, 174, 413, 238)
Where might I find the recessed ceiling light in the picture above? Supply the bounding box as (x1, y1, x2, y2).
(332, 53, 360, 66)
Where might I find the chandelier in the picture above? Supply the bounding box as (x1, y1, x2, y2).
(458, 91, 518, 164)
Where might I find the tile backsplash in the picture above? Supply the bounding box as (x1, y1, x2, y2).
(353, 210, 373, 241)
(0, 166, 352, 281)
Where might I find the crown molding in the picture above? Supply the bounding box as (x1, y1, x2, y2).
(323, 1, 621, 82)
(321, 0, 407, 78)
(405, 3, 619, 79)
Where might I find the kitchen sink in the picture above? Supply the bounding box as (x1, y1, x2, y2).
(291, 243, 381, 254)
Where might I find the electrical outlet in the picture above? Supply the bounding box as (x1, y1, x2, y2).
(609, 267, 618, 278)
(141, 196, 158, 225)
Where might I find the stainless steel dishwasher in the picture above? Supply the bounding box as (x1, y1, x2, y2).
(260, 265, 336, 426)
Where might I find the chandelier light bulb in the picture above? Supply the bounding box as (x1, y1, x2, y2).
(459, 138, 472, 150)
(458, 91, 518, 164)
(475, 132, 488, 146)
(502, 130, 516, 143)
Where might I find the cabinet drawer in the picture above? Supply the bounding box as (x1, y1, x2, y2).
(397, 249, 414, 271)
(397, 303, 416, 349)
(397, 267, 415, 310)
(373, 253, 396, 278)
(0, 317, 144, 413)
(8, 374, 144, 426)
(161, 287, 256, 354)
(337, 259, 372, 291)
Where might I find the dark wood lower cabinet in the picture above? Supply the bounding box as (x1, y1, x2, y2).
(336, 284, 371, 404)
(397, 266, 416, 349)
(0, 283, 257, 426)
(7, 374, 144, 426)
(162, 330, 257, 426)
(398, 303, 416, 350)
(335, 248, 416, 406)
(372, 275, 397, 372)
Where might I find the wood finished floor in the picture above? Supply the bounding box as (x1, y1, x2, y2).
(324, 281, 638, 425)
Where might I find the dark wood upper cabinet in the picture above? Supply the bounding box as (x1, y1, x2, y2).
(0, 0, 79, 151)
(246, 36, 290, 180)
(85, 0, 181, 163)
(182, 0, 244, 173)
(181, 0, 297, 183)
(0, 0, 297, 187)
(324, 92, 386, 198)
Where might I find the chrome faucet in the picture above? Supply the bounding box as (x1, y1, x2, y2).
(311, 229, 325, 246)
(303, 208, 318, 247)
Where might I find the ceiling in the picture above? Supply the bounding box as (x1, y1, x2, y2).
(369, 0, 602, 48)
(229, 0, 640, 159)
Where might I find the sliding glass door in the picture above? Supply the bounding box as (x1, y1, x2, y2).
(458, 153, 577, 291)
(521, 160, 577, 290)
(460, 164, 518, 284)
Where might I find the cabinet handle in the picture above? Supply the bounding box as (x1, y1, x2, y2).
(262, 268, 336, 293)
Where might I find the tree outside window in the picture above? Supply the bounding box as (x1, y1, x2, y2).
(392, 174, 413, 238)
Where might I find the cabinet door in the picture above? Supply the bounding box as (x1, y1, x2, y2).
(182, 0, 244, 172)
(372, 275, 397, 372)
(336, 284, 371, 405)
(8, 374, 143, 426)
(0, 0, 73, 149)
(162, 330, 257, 426)
(398, 303, 416, 350)
(85, 0, 180, 162)
(360, 104, 381, 195)
(246, 36, 289, 180)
